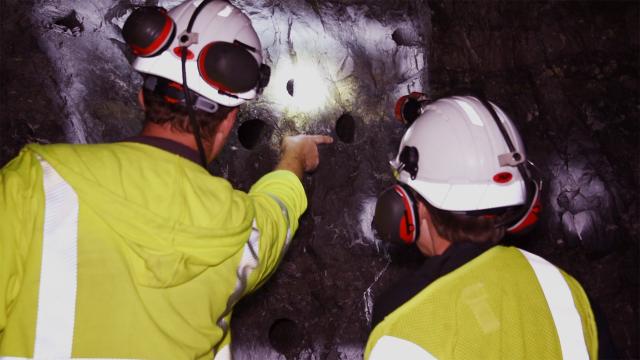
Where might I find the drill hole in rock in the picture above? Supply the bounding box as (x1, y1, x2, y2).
(336, 112, 356, 143)
(238, 119, 271, 150)
(286, 79, 295, 97)
(391, 27, 420, 46)
(269, 318, 304, 356)
(53, 10, 84, 36)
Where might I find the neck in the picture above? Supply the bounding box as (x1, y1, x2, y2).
(140, 122, 211, 162)
(416, 204, 453, 257)
(427, 225, 452, 256)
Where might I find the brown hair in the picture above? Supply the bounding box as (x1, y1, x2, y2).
(142, 85, 235, 138)
(421, 198, 506, 244)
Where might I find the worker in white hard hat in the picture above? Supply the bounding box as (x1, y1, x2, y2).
(367, 94, 616, 359)
(0, 1, 331, 358)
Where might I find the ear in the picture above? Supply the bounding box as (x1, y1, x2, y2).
(415, 201, 433, 255)
(418, 203, 430, 238)
(137, 89, 146, 110)
(208, 107, 239, 162)
(416, 202, 453, 256)
(216, 107, 239, 138)
(417, 200, 429, 223)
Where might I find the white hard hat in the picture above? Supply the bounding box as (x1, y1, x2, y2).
(127, 0, 266, 107)
(391, 96, 528, 212)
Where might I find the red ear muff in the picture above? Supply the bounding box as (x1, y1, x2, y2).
(507, 177, 542, 234)
(123, 7, 176, 57)
(198, 42, 260, 94)
(394, 95, 410, 123)
(372, 184, 419, 245)
(394, 92, 428, 125)
(395, 186, 418, 244)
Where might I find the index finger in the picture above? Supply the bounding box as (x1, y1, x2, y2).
(308, 135, 334, 145)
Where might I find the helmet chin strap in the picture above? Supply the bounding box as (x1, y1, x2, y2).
(181, 49, 209, 170)
(180, 0, 214, 172)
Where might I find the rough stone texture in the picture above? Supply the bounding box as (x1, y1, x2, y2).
(30, 0, 144, 144)
(426, 1, 639, 358)
(0, 0, 638, 358)
(213, 2, 430, 358)
(0, 0, 67, 165)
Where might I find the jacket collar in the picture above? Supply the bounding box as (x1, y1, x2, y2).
(124, 136, 201, 165)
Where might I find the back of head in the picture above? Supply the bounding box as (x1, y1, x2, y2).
(122, 1, 270, 136)
(375, 95, 541, 245)
(394, 95, 528, 212)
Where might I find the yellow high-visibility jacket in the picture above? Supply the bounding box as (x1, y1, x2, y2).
(0, 142, 307, 359)
(365, 246, 598, 360)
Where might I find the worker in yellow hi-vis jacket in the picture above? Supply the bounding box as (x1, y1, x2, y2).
(0, 1, 332, 359)
(368, 94, 616, 359)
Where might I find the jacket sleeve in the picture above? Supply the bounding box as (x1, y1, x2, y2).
(244, 170, 307, 293)
(0, 149, 43, 334)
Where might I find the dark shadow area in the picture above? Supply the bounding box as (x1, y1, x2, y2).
(427, 0, 639, 357)
(53, 10, 84, 36)
(269, 318, 305, 358)
(335, 112, 356, 143)
(391, 27, 420, 47)
(0, 0, 67, 167)
(238, 118, 271, 150)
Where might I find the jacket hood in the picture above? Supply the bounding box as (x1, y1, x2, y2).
(28, 143, 255, 288)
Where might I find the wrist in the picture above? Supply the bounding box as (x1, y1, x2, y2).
(276, 150, 305, 179)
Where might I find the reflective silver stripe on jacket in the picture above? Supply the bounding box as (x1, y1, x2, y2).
(33, 158, 79, 358)
(214, 194, 291, 351)
(369, 336, 437, 360)
(213, 345, 231, 360)
(369, 249, 590, 360)
(216, 220, 261, 336)
(267, 194, 291, 249)
(519, 249, 590, 359)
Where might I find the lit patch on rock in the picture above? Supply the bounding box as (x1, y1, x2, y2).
(358, 196, 387, 252)
(264, 57, 332, 114)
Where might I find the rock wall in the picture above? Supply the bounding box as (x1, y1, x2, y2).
(216, 2, 431, 358)
(0, 0, 637, 358)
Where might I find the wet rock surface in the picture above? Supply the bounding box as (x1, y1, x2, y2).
(0, 0, 67, 163)
(1, 0, 638, 358)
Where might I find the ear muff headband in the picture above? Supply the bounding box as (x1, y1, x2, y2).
(473, 92, 542, 234)
(198, 42, 260, 94)
(179, 0, 213, 170)
(507, 176, 542, 233)
(123, 7, 176, 57)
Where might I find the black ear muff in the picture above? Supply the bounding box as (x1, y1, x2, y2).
(257, 64, 271, 94)
(398, 146, 420, 180)
(373, 184, 420, 245)
(198, 42, 260, 94)
(123, 7, 176, 57)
